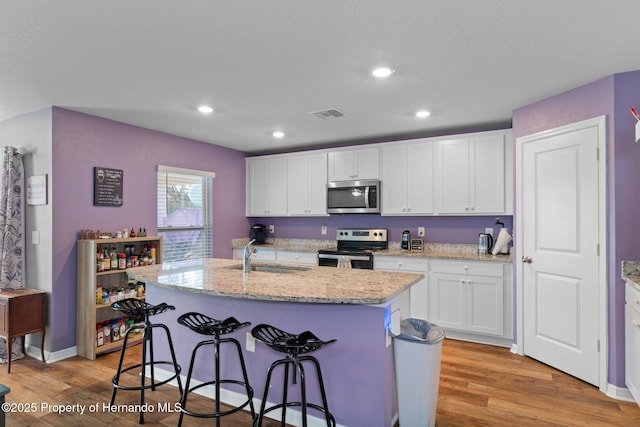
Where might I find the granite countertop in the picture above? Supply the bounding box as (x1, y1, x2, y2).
(376, 243, 511, 263)
(622, 260, 640, 287)
(232, 238, 511, 263)
(127, 258, 423, 305)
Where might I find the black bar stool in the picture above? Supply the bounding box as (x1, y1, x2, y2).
(176, 312, 256, 427)
(251, 324, 336, 427)
(110, 298, 183, 424)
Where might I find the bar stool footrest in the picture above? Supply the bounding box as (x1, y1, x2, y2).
(112, 361, 181, 391)
(180, 379, 254, 418)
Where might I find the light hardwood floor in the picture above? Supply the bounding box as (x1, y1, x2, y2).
(0, 338, 639, 426)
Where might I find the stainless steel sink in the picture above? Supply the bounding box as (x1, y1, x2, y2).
(226, 263, 312, 273)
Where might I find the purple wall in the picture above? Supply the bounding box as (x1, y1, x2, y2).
(513, 71, 640, 388)
(51, 108, 250, 352)
(248, 215, 513, 245)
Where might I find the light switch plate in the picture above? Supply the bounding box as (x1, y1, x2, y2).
(418, 227, 425, 237)
(485, 227, 493, 235)
(32, 230, 40, 245)
(268, 225, 275, 234)
(321, 224, 327, 235)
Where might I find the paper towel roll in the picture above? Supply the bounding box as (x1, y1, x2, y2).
(492, 228, 512, 255)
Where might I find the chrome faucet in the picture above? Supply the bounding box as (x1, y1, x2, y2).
(243, 239, 256, 273)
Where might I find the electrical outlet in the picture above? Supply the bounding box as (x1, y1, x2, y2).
(268, 224, 275, 234)
(246, 332, 255, 352)
(321, 224, 327, 235)
(485, 227, 493, 235)
(418, 227, 425, 237)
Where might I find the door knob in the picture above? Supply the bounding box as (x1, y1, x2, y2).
(521, 256, 533, 264)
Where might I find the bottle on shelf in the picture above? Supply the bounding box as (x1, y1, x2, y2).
(110, 250, 118, 271)
(96, 323, 104, 347)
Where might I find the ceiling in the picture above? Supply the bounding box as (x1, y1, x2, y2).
(2, 1, 640, 155)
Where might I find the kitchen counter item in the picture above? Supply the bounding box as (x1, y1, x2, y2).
(250, 224, 267, 244)
(478, 233, 493, 254)
(492, 228, 513, 255)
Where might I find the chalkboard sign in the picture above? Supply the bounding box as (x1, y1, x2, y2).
(93, 167, 123, 206)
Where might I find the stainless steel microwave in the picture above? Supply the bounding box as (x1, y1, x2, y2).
(326, 179, 380, 214)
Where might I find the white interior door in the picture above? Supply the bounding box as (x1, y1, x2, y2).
(517, 117, 606, 387)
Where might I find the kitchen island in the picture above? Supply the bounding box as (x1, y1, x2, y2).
(127, 258, 424, 427)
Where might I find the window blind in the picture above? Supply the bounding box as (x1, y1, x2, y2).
(157, 166, 214, 263)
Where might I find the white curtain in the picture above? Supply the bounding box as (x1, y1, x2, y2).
(0, 146, 25, 363)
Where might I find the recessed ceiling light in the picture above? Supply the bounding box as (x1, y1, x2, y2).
(415, 110, 431, 119)
(372, 67, 395, 78)
(272, 131, 285, 138)
(197, 105, 214, 114)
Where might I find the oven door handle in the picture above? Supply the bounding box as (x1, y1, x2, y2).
(318, 253, 371, 262)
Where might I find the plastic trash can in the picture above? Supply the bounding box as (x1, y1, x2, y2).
(392, 318, 445, 427)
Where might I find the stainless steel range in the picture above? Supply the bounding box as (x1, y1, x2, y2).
(317, 228, 388, 269)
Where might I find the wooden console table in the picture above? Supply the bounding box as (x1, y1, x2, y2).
(0, 289, 46, 373)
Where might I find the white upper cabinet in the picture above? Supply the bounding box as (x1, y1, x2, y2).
(287, 152, 328, 216)
(245, 129, 512, 218)
(381, 139, 434, 215)
(327, 147, 380, 181)
(434, 130, 512, 215)
(246, 155, 288, 216)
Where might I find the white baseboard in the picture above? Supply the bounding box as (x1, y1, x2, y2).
(149, 366, 350, 427)
(606, 383, 636, 403)
(25, 344, 77, 364)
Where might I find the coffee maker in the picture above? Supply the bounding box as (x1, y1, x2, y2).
(401, 230, 410, 250)
(250, 224, 267, 244)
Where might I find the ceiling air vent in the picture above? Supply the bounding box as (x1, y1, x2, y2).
(310, 108, 345, 120)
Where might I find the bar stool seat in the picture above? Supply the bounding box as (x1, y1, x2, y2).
(110, 298, 183, 424)
(252, 324, 336, 427)
(177, 312, 256, 427)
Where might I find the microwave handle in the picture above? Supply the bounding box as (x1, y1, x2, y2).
(364, 186, 370, 208)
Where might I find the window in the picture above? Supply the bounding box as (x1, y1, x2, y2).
(157, 166, 214, 263)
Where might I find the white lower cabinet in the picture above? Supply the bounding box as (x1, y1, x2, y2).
(232, 247, 277, 262)
(232, 248, 316, 265)
(374, 256, 428, 320)
(428, 259, 512, 346)
(625, 281, 640, 405)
